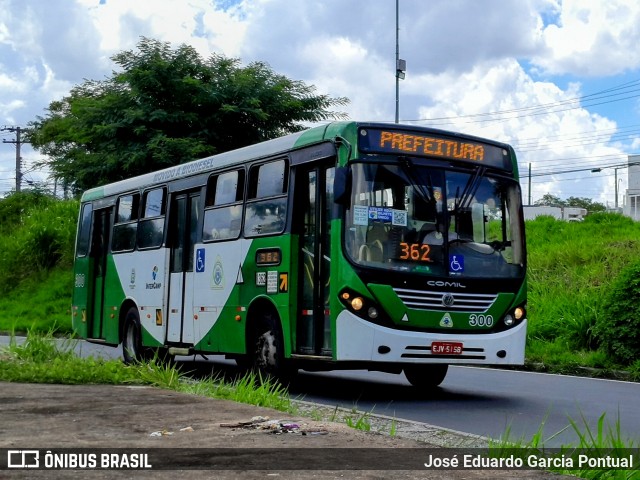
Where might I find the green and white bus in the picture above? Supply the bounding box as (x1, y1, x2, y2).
(72, 121, 526, 387)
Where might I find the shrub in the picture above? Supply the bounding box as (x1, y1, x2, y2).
(593, 260, 640, 362)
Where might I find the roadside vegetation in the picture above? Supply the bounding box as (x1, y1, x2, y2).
(0, 330, 291, 411)
(490, 414, 639, 480)
(525, 213, 640, 380)
(1, 191, 640, 380)
(1, 331, 637, 479)
(0, 191, 77, 333)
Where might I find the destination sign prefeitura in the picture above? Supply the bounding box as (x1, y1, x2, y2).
(358, 128, 511, 170)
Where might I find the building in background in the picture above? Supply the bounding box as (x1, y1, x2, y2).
(624, 155, 640, 220)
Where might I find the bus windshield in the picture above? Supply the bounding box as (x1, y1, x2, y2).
(344, 160, 525, 279)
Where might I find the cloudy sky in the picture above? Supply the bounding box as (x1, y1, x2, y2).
(1, 0, 640, 206)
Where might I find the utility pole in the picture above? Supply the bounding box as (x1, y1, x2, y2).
(395, 0, 406, 123)
(528, 163, 532, 206)
(2, 126, 23, 192)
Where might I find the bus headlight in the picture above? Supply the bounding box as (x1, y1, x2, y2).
(339, 288, 386, 323)
(501, 305, 526, 329)
(351, 297, 364, 311)
(514, 306, 525, 320)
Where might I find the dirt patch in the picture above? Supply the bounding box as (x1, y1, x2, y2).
(0, 382, 571, 479)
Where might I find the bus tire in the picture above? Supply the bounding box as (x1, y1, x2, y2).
(404, 364, 448, 389)
(249, 311, 295, 384)
(122, 307, 144, 364)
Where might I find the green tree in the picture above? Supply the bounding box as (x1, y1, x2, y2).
(28, 37, 349, 193)
(534, 194, 565, 207)
(565, 196, 606, 213)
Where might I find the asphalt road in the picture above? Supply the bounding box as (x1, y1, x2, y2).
(2, 335, 639, 448)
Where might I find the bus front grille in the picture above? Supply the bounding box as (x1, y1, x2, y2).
(393, 288, 497, 313)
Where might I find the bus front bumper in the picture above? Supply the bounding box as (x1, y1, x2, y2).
(335, 310, 526, 365)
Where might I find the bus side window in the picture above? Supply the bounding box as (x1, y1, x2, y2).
(244, 159, 288, 237)
(203, 169, 245, 242)
(112, 193, 140, 252)
(138, 187, 166, 249)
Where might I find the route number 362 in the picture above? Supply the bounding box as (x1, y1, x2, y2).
(469, 314, 493, 327)
(399, 242, 431, 261)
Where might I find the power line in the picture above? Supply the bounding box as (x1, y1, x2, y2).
(397, 78, 640, 136)
(528, 160, 639, 178)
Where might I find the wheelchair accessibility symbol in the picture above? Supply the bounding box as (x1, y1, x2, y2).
(196, 248, 206, 273)
(449, 254, 464, 273)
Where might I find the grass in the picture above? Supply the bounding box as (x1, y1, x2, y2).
(0, 268, 74, 334)
(522, 214, 640, 378)
(344, 407, 372, 432)
(490, 412, 640, 479)
(0, 331, 292, 412)
(180, 371, 292, 411)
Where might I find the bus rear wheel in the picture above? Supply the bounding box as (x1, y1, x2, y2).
(404, 364, 448, 389)
(122, 307, 144, 364)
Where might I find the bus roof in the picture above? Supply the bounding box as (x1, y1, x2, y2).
(80, 121, 514, 202)
(80, 122, 349, 202)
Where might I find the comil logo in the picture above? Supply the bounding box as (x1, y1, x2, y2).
(7, 450, 39, 468)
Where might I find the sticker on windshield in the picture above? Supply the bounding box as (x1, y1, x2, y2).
(368, 206, 393, 222)
(353, 205, 368, 225)
(449, 254, 464, 273)
(392, 209, 407, 226)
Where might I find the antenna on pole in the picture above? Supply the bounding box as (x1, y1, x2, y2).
(395, 0, 406, 123)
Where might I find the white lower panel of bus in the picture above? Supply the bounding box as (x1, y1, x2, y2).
(335, 311, 527, 365)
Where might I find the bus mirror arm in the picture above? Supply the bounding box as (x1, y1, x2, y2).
(333, 166, 351, 205)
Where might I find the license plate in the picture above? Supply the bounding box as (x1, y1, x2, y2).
(431, 341, 463, 355)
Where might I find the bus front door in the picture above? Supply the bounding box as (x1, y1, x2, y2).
(166, 191, 201, 345)
(296, 165, 334, 356)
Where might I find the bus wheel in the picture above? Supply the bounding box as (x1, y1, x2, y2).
(250, 313, 295, 384)
(404, 364, 448, 389)
(122, 307, 144, 364)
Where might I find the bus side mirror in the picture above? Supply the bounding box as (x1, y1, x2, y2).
(333, 166, 351, 205)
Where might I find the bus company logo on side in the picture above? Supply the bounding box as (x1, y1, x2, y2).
(211, 255, 225, 290)
(146, 266, 162, 290)
(427, 280, 466, 289)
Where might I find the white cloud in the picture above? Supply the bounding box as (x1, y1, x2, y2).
(82, 0, 247, 59)
(536, 0, 640, 75)
(408, 59, 624, 204)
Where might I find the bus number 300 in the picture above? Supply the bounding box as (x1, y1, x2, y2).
(469, 314, 493, 327)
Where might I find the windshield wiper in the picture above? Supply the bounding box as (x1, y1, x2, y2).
(399, 157, 443, 233)
(454, 166, 487, 213)
(400, 157, 433, 204)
